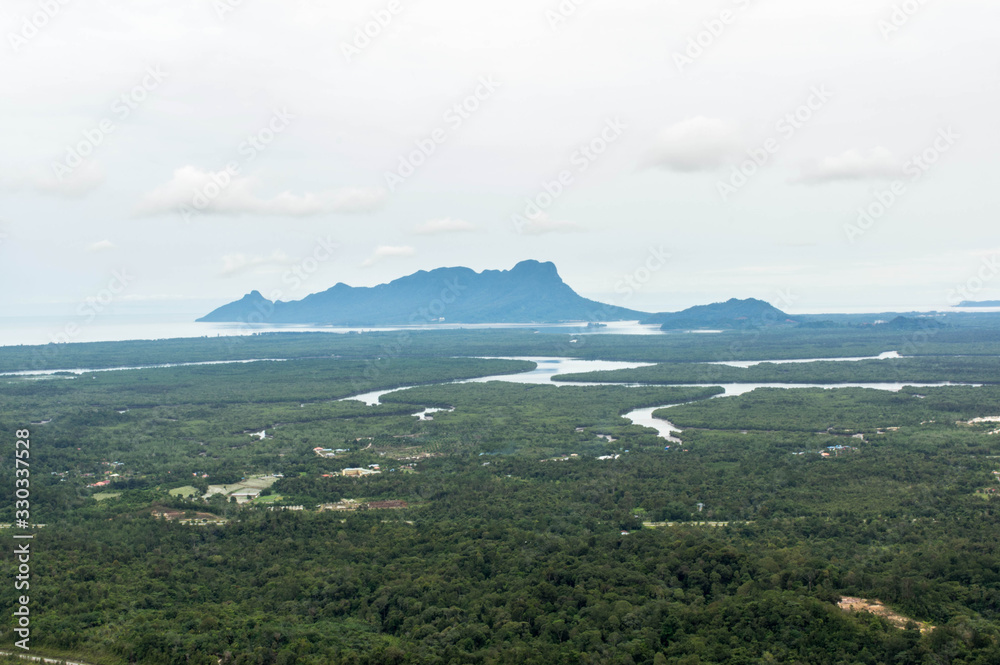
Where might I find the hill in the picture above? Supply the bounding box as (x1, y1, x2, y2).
(879, 315, 947, 331)
(642, 297, 794, 330)
(197, 260, 647, 325)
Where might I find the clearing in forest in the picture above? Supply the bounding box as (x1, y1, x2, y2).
(837, 597, 934, 633)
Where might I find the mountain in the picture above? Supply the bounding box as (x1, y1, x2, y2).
(958, 300, 1000, 307)
(879, 316, 946, 331)
(641, 298, 794, 330)
(197, 260, 648, 325)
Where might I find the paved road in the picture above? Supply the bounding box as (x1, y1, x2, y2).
(0, 650, 94, 665)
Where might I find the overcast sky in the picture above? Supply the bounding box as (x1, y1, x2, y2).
(2, 0, 998, 317)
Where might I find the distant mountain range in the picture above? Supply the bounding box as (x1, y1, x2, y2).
(198, 261, 799, 329)
(958, 300, 1000, 307)
(198, 260, 645, 325)
(641, 298, 794, 330)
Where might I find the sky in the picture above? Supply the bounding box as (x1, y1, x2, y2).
(1, 0, 998, 319)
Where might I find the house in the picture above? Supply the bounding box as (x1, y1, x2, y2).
(231, 490, 261, 503)
(318, 500, 361, 512)
(342, 467, 380, 477)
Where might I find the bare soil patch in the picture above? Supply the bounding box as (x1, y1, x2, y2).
(838, 597, 934, 633)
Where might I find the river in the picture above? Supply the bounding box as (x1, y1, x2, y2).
(5, 352, 970, 443)
(0, 358, 287, 377)
(340, 355, 976, 443)
(345, 357, 655, 405)
(706, 350, 903, 368)
(0, 316, 668, 347)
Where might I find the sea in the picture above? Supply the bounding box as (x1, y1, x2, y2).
(0, 313, 669, 348)
(1, 304, 997, 348)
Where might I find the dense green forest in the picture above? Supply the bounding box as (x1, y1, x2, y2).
(3, 327, 1000, 664)
(555, 356, 1000, 385)
(656, 386, 1000, 432)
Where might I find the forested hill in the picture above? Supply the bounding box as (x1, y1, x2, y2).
(642, 297, 794, 330)
(197, 260, 647, 325)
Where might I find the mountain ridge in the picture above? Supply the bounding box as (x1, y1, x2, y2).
(197, 260, 647, 325)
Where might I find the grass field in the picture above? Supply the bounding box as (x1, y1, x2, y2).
(252, 494, 284, 504)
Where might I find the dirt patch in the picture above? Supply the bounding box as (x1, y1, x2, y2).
(366, 500, 408, 510)
(152, 509, 226, 525)
(838, 597, 934, 633)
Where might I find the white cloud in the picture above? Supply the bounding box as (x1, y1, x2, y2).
(86, 240, 116, 252)
(518, 211, 582, 236)
(794, 147, 899, 184)
(646, 117, 743, 172)
(219, 250, 293, 277)
(134, 166, 387, 217)
(362, 245, 416, 267)
(414, 218, 479, 235)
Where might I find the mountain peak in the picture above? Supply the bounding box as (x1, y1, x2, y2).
(511, 259, 559, 275)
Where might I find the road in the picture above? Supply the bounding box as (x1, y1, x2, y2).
(0, 650, 95, 665)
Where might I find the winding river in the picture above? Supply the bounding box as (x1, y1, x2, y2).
(342, 353, 976, 443)
(7, 352, 973, 444)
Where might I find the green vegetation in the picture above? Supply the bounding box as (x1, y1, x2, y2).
(657, 386, 1000, 432)
(4, 327, 1000, 663)
(555, 356, 1000, 385)
(374, 382, 723, 458)
(252, 493, 284, 504)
